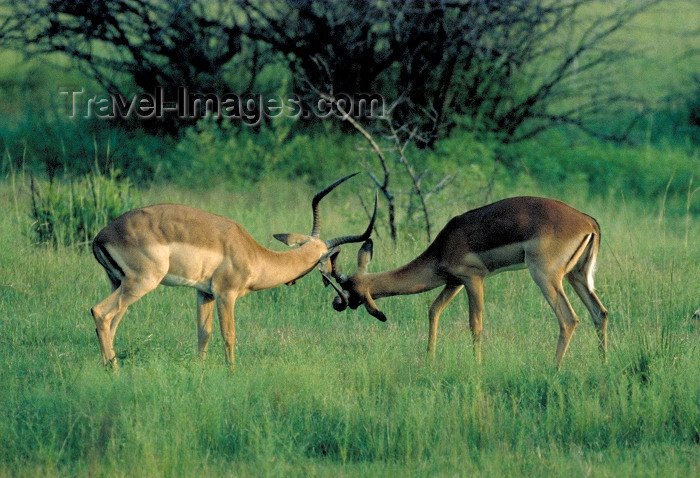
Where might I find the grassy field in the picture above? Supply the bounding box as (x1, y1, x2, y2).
(0, 2, 698, 476)
(0, 178, 698, 476)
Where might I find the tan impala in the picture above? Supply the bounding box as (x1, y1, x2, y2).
(324, 196, 609, 368)
(91, 173, 375, 369)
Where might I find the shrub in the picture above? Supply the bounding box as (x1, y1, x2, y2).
(506, 129, 700, 213)
(28, 170, 139, 249)
(1, 106, 172, 184)
(163, 116, 358, 189)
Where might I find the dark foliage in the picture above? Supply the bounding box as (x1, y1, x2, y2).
(1, 0, 654, 142)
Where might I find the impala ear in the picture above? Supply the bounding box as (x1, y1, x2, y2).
(273, 233, 309, 246)
(357, 239, 373, 272)
(364, 293, 387, 322)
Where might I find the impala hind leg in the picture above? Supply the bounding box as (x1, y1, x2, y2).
(529, 268, 579, 369)
(196, 291, 216, 360)
(567, 271, 609, 361)
(91, 279, 157, 368)
(427, 285, 463, 359)
(103, 279, 129, 344)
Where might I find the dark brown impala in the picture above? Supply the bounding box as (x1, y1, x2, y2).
(91, 173, 376, 369)
(323, 196, 609, 368)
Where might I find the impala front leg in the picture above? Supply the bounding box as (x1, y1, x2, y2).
(464, 276, 484, 364)
(427, 285, 463, 359)
(196, 291, 216, 360)
(216, 293, 237, 370)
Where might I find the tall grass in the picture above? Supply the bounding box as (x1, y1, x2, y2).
(28, 170, 139, 248)
(0, 177, 698, 476)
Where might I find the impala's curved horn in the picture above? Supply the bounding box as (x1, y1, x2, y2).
(328, 248, 347, 283)
(321, 272, 349, 311)
(325, 191, 377, 248)
(311, 172, 359, 237)
(318, 247, 340, 285)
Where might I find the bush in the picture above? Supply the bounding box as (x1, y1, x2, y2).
(505, 130, 700, 213)
(29, 170, 139, 249)
(162, 116, 358, 189)
(1, 107, 173, 184)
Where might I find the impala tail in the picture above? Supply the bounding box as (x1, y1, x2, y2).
(92, 240, 124, 290)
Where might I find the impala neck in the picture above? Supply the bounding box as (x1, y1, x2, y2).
(363, 255, 444, 298)
(250, 243, 324, 291)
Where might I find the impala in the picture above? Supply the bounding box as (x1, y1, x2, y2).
(91, 173, 375, 369)
(323, 196, 609, 368)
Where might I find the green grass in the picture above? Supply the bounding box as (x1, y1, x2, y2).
(0, 2, 698, 475)
(1, 179, 698, 476)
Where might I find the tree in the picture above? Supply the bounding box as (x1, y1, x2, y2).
(2, 0, 655, 142)
(2, 0, 253, 134)
(245, 0, 655, 144)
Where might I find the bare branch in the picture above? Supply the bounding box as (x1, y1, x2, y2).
(317, 91, 398, 243)
(388, 118, 432, 243)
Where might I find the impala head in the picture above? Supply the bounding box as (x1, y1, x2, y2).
(322, 236, 387, 322)
(270, 173, 377, 283)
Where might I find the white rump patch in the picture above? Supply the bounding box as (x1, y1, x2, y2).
(586, 252, 597, 291)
